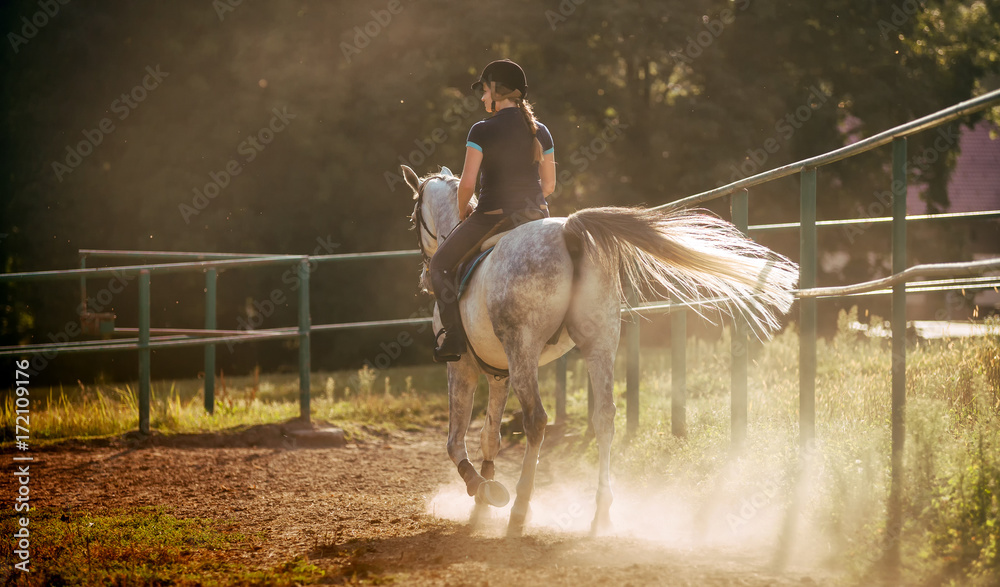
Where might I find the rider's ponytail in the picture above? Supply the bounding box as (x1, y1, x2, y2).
(517, 98, 544, 164)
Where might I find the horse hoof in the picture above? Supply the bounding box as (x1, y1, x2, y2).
(475, 480, 510, 508)
(507, 505, 530, 537)
(589, 515, 614, 537)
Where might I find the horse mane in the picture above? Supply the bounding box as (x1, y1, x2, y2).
(414, 171, 477, 208)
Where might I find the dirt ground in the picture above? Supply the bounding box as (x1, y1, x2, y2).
(5, 423, 838, 586)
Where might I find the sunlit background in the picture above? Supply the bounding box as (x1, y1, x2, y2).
(1, 0, 997, 384)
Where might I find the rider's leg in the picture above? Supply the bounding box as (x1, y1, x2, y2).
(428, 212, 498, 358)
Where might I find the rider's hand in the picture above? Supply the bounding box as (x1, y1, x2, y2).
(461, 202, 474, 221)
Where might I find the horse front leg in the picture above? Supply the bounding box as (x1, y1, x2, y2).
(480, 376, 509, 479)
(479, 376, 511, 504)
(446, 356, 486, 498)
(470, 375, 513, 527)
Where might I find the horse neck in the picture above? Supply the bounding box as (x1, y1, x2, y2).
(428, 179, 461, 242)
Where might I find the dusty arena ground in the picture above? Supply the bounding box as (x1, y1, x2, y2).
(6, 423, 836, 586)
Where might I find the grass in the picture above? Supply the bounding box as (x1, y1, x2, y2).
(0, 506, 323, 586)
(570, 308, 999, 586)
(2, 308, 998, 585)
(1, 364, 452, 444)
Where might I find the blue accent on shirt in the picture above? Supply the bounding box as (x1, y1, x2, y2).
(466, 141, 482, 152)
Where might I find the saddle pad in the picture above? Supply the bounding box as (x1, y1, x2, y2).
(458, 246, 495, 299)
(480, 229, 513, 251)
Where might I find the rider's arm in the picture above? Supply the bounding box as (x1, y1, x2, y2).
(540, 151, 556, 197)
(458, 146, 483, 220)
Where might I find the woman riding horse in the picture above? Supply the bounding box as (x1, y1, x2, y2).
(429, 59, 557, 362)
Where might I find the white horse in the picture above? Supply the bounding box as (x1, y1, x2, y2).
(402, 165, 797, 536)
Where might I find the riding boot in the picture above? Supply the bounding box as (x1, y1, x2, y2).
(433, 274, 467, 362)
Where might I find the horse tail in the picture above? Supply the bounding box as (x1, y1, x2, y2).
(562, 206, 798, 335)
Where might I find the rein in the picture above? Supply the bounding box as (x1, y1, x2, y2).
(412, 173, 459, 266)
(414, 181, 437, 241)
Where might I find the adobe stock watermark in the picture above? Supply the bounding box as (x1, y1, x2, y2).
(545, 0, 586, 30)
(384, 95, 482, 191)
(7, 0, 71, 54)
(726, 478, 779, 534)
(24, 270, 136, 376)
(877, 0, 921, 40)
(340, 0, 404, 63)
(669, 0, 752, 65)
(841, 181, 903, 244)
(212, 0, 247, 22)
(842, 125, 960, 244)
(722, 85, 831, 184)
(225, 236, 340, 352)
(538, 500, 587, 531)
(347, 300, 436, 389)
(934, 290, 973, 322)
(179, 106, 296, 223)
(51, 65, 169, 182)
(349, 329, 418, 390)
(550, 117, 627, 199)
(727, 440, 822, 534)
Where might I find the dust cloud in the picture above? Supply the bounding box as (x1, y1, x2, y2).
(427, 444, 834, 576)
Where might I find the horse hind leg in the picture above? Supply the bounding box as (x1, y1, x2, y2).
(505, 347, 547, 537)
(566, 279, 620, 536)
(585, 346, 616, 536)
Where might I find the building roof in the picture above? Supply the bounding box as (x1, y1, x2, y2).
(907, 120, 1000, 214)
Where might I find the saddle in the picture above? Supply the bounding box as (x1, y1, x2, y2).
(454, 207, 547, 287)
(449, 209, 563, 378)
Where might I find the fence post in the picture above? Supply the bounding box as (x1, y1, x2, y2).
(886, 136, 908, 572)
(731, 189, 749, 451)
(671, 293, 687, 437)
(799, 168, 817, 448)
(138, 269, 151, 435)
(625, 284, 640, 438)
(79, 255, 87, 313)
(298, 259, 311, 422)
(586, 373, 594, 437)
(204, 268, 217, 415)
(555, 354, 567, 425)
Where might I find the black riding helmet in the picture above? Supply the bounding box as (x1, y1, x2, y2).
(471, 59, 528, 99)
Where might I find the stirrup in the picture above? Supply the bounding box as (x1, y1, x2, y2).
(433, 328, 464, 363)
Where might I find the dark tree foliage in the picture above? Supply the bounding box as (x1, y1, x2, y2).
(1, 0, 997, 383)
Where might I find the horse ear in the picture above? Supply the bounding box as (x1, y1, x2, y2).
(439, 166, 453, 177)
(401, 165, 421, 196)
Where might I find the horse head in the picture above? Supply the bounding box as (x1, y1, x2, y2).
(401, 164, 463, 293)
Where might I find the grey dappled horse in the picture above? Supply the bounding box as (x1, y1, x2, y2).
(403, 165, 797, 537)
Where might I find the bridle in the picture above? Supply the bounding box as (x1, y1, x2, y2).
(413, 182, 436, 267)
(412, 173, 458, 268)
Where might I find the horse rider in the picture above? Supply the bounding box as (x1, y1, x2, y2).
(429, 59, 557, 362)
